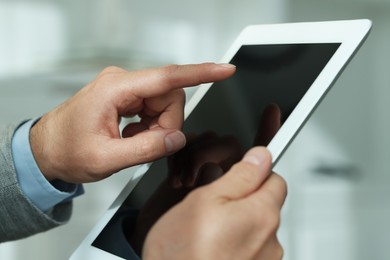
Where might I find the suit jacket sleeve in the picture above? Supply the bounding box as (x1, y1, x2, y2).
(0, 123, 73, 242)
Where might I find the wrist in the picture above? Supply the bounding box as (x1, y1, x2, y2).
(30, 117, 56, 181)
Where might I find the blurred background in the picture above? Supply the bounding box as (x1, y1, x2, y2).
(0, 0, 389, 259)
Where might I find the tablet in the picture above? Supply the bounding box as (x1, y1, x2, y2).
(71, 19, 371, 259)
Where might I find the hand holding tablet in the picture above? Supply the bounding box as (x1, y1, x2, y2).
(71, 19, 372, 259)
(142, 147, 286, 260)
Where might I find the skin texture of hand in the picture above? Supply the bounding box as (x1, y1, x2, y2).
(127, 104, 283, 253)
(29, 63, 236, 183)
(128, 161, 225, 255)
(143, 147, 287, 260)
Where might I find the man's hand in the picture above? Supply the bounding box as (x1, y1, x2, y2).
(143, 147, 287, 260)
(29, 63, 236, 183)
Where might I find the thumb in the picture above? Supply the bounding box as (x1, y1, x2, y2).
(208, 147, 272, 200)
(109, 128, 186, 169)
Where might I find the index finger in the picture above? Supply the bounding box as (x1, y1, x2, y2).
(127, 63, 236, 98)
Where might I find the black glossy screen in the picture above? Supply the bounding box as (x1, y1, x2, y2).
(92, 43, 341, 258)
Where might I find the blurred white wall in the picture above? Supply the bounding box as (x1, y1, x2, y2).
(0, 2, 65, 77)
(276, 1, 390, 260)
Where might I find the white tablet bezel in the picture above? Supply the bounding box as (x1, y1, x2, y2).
(71, 19, 371, 260)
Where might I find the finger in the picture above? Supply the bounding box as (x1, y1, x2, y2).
(107, 128, 187, 170)
(254, 237, 284, 260)
(120, 63, 236, 98)
(196, 162, 224, 186)
(120, 88, 185, 132)
(141, 89, 185, 130)
(207, 147, 272, 200)
(253, 173, 287, 208)
(253, 103, 281, 146)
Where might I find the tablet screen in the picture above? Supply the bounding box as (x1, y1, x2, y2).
(92, 43, 341, 258)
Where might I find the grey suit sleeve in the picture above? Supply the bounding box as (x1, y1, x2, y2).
(0, 123, 73, 242)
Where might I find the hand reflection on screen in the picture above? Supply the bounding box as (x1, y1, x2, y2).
(168, 131, 243, 188)
(127, 103, 281, 255)
(253, 103, 282, 146)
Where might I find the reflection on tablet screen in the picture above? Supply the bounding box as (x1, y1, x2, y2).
(92, 43, 340, 258)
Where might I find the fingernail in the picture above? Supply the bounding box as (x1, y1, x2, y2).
(242, 148, 267, 166)
(218, 63, 236, 69)
(165, 131, 186, 153)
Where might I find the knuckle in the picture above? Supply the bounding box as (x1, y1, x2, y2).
(231, 163, 258, 186)
(162, 64, 180, 76)
(95, 73, 115, 87)
(160, 64, 181, 86)
(133, 138, 159, 161)
(100, 66, 124, 75)
(274, 173, 288, 193)
(167, 88, 186, 107)
(256, 204, 281, 233)
(275, 241, 284, 260)
(172, 88, 186, 108)
(262, 187, 277, 204)
(94, 66, 125, 85)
